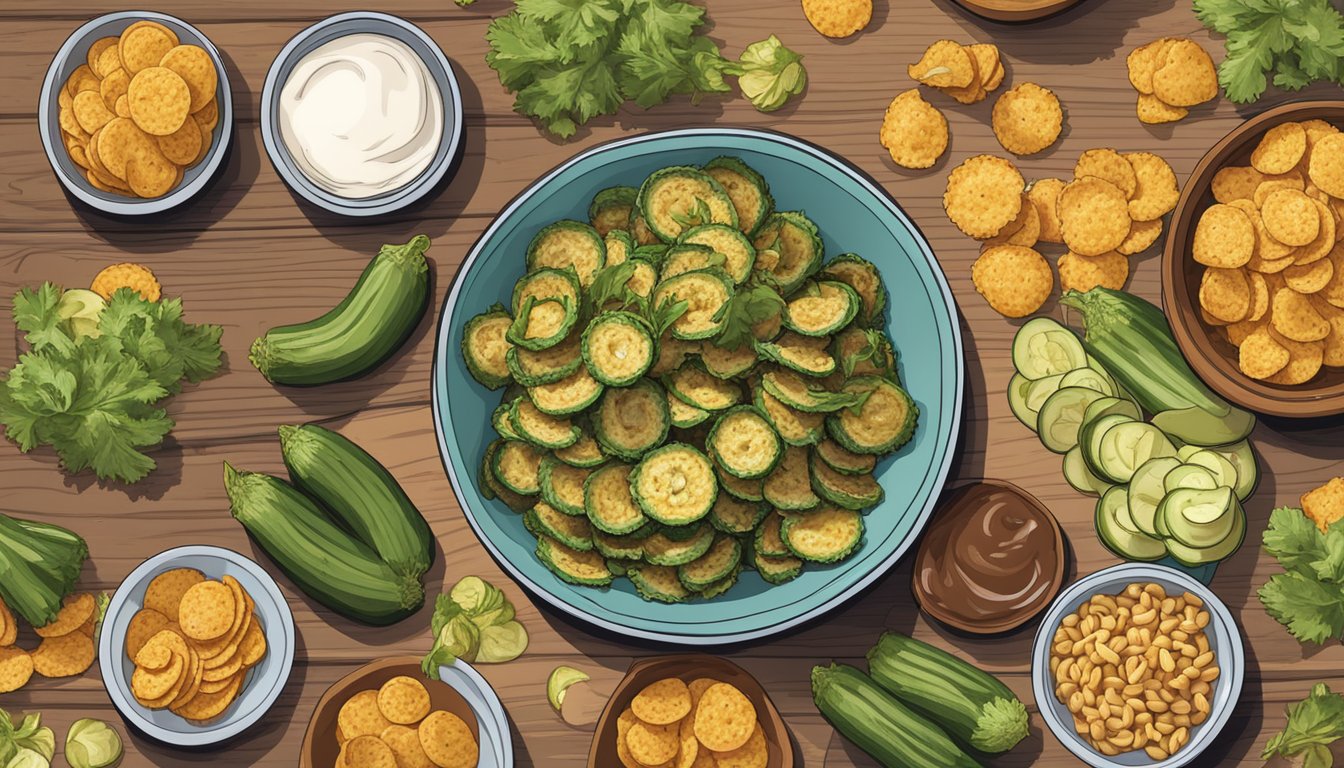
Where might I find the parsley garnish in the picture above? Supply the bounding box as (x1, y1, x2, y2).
(1194, 0, 1344, 103)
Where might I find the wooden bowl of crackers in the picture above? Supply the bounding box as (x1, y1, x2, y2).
(38, 11, 232, 216)
(1163, 101, 1344, 418)
(588, 654, 794, 768)
(946, 0, 1086, 23)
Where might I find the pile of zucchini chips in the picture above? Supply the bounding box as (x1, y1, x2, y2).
(462, 157, 918, 603)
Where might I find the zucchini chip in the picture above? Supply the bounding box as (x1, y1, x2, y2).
(554, 430, 607, 468)
(583, 463, 647, 535)
(632, 443, 717, 525)
(783, 281, 860, 337)
(716, 462, 765, 502)
(763, 445, 821, 511)
(679, 224, 757, 285)
(539, 456, 592, 516)
(582, 312, 654, 387)
(665, 361, 742, 411)
(506, 328, 583, 386)
(754, 512, 790, 558)
(700, 340, 758, 379)
(822, 253, 887, 327)
(528, 365, 603, 416)
(637, 166, 738, 241)
(481, 439, 535, 512)
(527, 501, 595, 551)
(831, 325, 896, 379)
(492, 401, 524, 441)
(652, 270, 734, 341)
(827, 376, 919, 455)
(629, 564, 692, 603)
(630, 210, 661, 246)
(756, 332, 837, 378)
(659, 243, 723, 280)
(593, 529, 647, 561)
(509, 267, 582, 350)
(704, 156, 773, 236)
(762, 369, 862, 413)
(462, 304, 513, 389)
(752, 212, 824, 294)
(510, 397, 581, 449)
(781, 506, 864, 563)
(708, 406, 783, 480)
(627, 259, 658, 299)
(492, 439, 545, 496)
(815, 439, 877, 476)
(709, 494, 769, 535)
(642, 523, 715, 566)
(537, 535, 613, 586)
(526, 220, 607, 287)
(593, 380, 670, 460)
(754, 550, 803, 585)
(667, 390, 711, 428)
(810, 452, 884, 510)
(604, 229, 635, 266)
(755, 386, 825, 446)
(678, 535, 742, 591)
(650, 335, 699, 378)
(589, 186, 638, 237)
(697, 565, 742, 599)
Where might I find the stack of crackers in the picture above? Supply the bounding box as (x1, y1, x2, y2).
(336, 676, 478, 768)
(1126, 38, 1219, 124)
(1193, 119, 1344, 384)
(616, 676, 768, 768)
(126, 568, 266, 722)
(58, 20, 219, 198)
(0, 592, 100, 694)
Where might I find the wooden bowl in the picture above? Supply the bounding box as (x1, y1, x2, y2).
(1162, 100, 1344, 418)
(299, 656, 480, 768)
(588, 655, 794, 768)
(946, 0, 1086, 23)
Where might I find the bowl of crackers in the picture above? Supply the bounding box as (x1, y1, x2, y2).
(98, 545, 294, 747)
(1162, 101, 1344, 417)
(38, 11, 232, 215)
(589, 654, 793, 768)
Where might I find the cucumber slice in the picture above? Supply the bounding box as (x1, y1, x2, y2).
(754, 512, 790, 557)
(638, 166, 738, 241)
(1163, 506, 1245, 566)
(507, 329, 583, 386)
(1063, 446, 1110, 497)
(462, 305, 513, 389)
(527, 501, 595, 552)
(754, 386, 826, 446)
(753, 550, 803, 584)
(815, 439, 877, 476)
(536, 536, 612, 586)
(826, 376, 918, 455)
(1184, 449, 1239, 491)
(665, 361, 742, 411)
(510, 398, 581, 449)
(1080, 413, 1135, 477)
(1158, 487, 1237, 548)
(1007, 373, 1037, 431)
(589, 186, 638, 237)
(752, 212, 824, 295)
(707, 406, 783, 480)
(821, 253, 887, 328)
(1163, 464, 1218, 493)
(1059, 367, 1115, 396)
(642, 523, 715, 566)
(1011, 318, 1087, 380)
(1081, 396, 1141, 426)
(1127, 457, 1181, 537)
(526, 220, 606, 287)
(783, 281, 859, 337)
(492, 440, 544, 496)
(1095, 422, 1178, 484)
(631, 443, 717, 525)
(1095, 486, 1167, 561)
(1037, 387, 1110, 454)
(708, 494, 769, 535)
(653, 270, 735, 341)
(1176, 445, 1202, 461)
(763, 445, 821, 511)
(529, 366, 604, 416)
(593, 380, 670, 460)
(1024, 374, 1066, 413)
(539, 457, 592, 516)
(1208, 440, 1259, 501)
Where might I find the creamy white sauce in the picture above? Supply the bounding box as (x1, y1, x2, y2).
(278, 33, 442, 199)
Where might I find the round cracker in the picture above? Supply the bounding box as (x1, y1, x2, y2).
(1152, 38, 1218, 107)
(125, 608, 171, 661)
(1247, 271, 1271, 321)
(693, 683, 757, 752)
(238, 619, 268, 667)
(87, 36, 119, 72)
(878, 89, 947, 170)
(1058, 176, 1131, 256)
(171, 671, 243, 721)
(1253, 175, 1305, 207)
(178, 580, 235, 641)
(674, 716, 700, 768)
(1027, 178, 1067, 244)
(127, 149, 179, 198)
(132, 652, 186, 701)
(1075, 148, 1137, 199)
(626, 718, 679, 766)
(127, 66, 191, 136)
(801, 0, 873, 38)
(72, 90, 116, 136)
(1136, 93, 1188, 125)
(709, 721, 768, 768)
(95, 43, 123, 80)
(136, 628, 189, 671)
(0, 597, 16, 647)
(1314, 298, 1344, 366)
(159, 45, 217, 113)
(987, 193, 1041, 247)
(1125, 151, 1180, 221)
(632, 677, 693, 725)
(992, 83, 1063, 156)
(1262, 188, 1319, 247)
(379, 675, 432, 725)
(0, 647, 33, 694)
(418, 710, 479, 768)
(972, 245, 1053, 318)
(1228, 199, 1295, 268)
(1264, 328, 1325, 384)
(342, 735, 397, 768)
(1273, 287, 1331, 342)
(35, 591, 96, 637)
(1284, 254, 1335, 295)
(1252, 122, 1309, 176)
(1117, 218, 1164, 256)
(1059, 251, 1129, 293)
(1192, 203, 1255, 268)
(382, 724, 435, 768)
(688, 677, 717, 707)
(144, 567, 205, 623)
(340, 689, 394, 740)
(1292, 202, 1337, 266)
(31, 631, 95, 678)
(100, 67, 131, 113)
(1212, 166, 1266, 204)
(907, 40, 974, 88)
(97, 117, 156, 181)
(1200, 267, 1252, 323)
(1239, 326, 1291, 379)
(943, 154, 1025, 239)
(1308, 133, 1344, 198)
(158, 114, 202, 165)
(65, 64, 100, 98)
(118, 22, 177, 74)
(1126, 39, 1165, 95)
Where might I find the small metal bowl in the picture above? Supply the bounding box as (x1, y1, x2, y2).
(37, 11, 234, 216)
(1031, 563, 1245, 768)
(260, 12, 464, 218)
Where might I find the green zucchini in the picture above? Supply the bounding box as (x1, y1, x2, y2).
(527, 501, 594, 552)
(659, 243, 724, 280)
(717, 463, 765, 502)
(1010, 317, 1087, 380)
(752, 212, 823, 295)
(784, 281, 859, 337)
(492, 439, 545, 496)
(589, 186, 638, 237)
(554, 430, 607, 468)
(224, 463, 423, 625)
(811, 663, 982, 768)
(592, 530, 647, 561)
(277, 424, 433, 579)
(652, 269, 734, 341)
(536, 535, 612, 586)
(753, 512, 790, 557)
(821, 254, 887, 327)
(754, 550, 803, 584)
(539, 456, 591, 516)
(754, 386, 825, 446)
(697, 565, 741, 599)
(763, 445, 821, 510)
(678, 535, 741, 591)
(528, 366, 603, 416)
(809, 453, 883, 510)
(757, 333, 837, 378)
(629, 564, 692, 603)
(526, 220, 606, 287)
(509, 268, 582, 351)
(583, 463, 647, 535)
(827, 376, 918, 455)
(700, 341, 758, 379)
(593, 379, 670, 460)
(603, 229, 635, 267)
(582, 312, 654, 387)
(462, 303, 513, 389)
(815, 439, 876, 475)
(250, 235, 430, 386)
(667, 390, 712, 428)
(492, 401, 524, 441)
(678, 224, 756, 284)
(866, 632, 1029, 754)
(665, 361, 742, 411)
(762, 369, 864, 414)
(506, 329, 583, 386)
(1096, 486, 1167, 561)
(479, 439, 536, 512)
(631, 443, 717, 525)
(637, 166, 738, 241)
(510, 397, 581, 449)
(707, 406, 782, 480)
(708, 494, 769, 535)
(782, 506, 863, 562)
(643, 524, 714, 566)
(704, 156, 773, 236)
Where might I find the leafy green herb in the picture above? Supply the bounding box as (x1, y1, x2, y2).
(643, 294, 689, 339)
(671, 198, 714, 229)
(1263, 683, 1344, 766)
(1258, 507, 1344, 644)
(711, 282, 785, 350)
(588, 262, 639, 311)
(736, 35, 807, 112)
(422, 577, 528, 680)
(842, 328, 889, 377)
(1194, 0, 1344, 103)
(0, 709, 55, 767)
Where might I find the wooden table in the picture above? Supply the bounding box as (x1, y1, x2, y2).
(2, 0, 1343, 765)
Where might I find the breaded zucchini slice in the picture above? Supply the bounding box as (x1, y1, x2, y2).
(822, 253, 887, 327)
(629, 564, 692, 603)
(754, 512, 790, 557)
(659, 243, 722, 280)
(629, 210, 661, 246)
(763, 445, 821, 511)
(782, 506, 864, 563)
(831, 325, 896, 379)
(491, 439, 545, 496)
(697, 565, 742, 599)
(528, 365, 603, 416)
(592, 529, 648, 560)
(583, 463, 647, 535)
(526, 220, 606, 287)
(756, 332, 836, 378)
(753, 311, 783, 344)
(537, 535, 613, 586)
(678, 535, 742, 591)
(603, 229, 635, 267)
(539, 456, 592, 516)
(593, 379, 670, 460)
(492, 401, 524, 441)
(761, 369, 858, 413)
(632, 443, 717, 525)
(752, 212, 823, 295)
(784, 281, 860, 337)
(480, 439, 535, 511)
(637, 166, 738, 241)
(700, 340, 758, 379)
(678, 224, 757, 284)
(462, 303, 513, 389)
(709, 494, 769, 535)
(815, 439, 877, 476)
(634, 244, 669, 264)
(510, 397, 581, 449)
(650, 335, 698, 378)
(582, 312, 654, 387)
(665, 361, 742, 411)
(827, 376, 919, 455)
(707, 406, 783, 480)
(554, 428, 608, 468)
(642, 523, 714, 566)
(509, 267, 582, 350)
(589, 186, 638, 237)
(810, 452, 883, 510)
(667, 389, 711, 428)
(526, 501, 595, 551)
(753, 550, 804, 585)
(716, 462, 765, 502)
(704, 156, 773, 236)
(507, 327, 583, 386)
(652, 269, 733, 341)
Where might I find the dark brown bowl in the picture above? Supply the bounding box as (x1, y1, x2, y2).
(912, 479, 1065, 634)
(947, 0, 1085, 22)
(588, 655, 794, 768)
(1162, 100, 1344, 418)
(299, 656, 480, 768)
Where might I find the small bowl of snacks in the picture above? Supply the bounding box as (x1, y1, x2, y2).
(98, 545, 295, 747)
(38, 11, 232, 215)
(260, 12, 464, 217)
(589, 654, 794, 768)
(1163, 101, 1344, 417)
(1031, 563, 1244, 768)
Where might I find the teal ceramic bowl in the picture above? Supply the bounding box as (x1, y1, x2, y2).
(432, 128, 964, 644)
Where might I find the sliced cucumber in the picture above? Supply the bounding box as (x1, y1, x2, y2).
(1163, 464, 1218, 493)
(1158, 487, 1238, 549)
(1059, 367, 1115, 396)
(1024, 374, 1066, 413)
(1007, 373, 1037, 431)
(1080, 413, 1135, 477)
(1184, 449, 1239, 491)
(1095, 422, 1178, 484)
(1096, 486, 1167, 562)
(1063, 446, 1110, 497)
(1164, 507, 1245, 566)
(1127, 456, 1181, 537)
(1209, 440, 1259, 501)
(1011, 318, 1087, 380)
(1082, 396, 1141, 426)
(1037, 387, 1109, 454)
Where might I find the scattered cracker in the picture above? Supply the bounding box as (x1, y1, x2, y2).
(879, 89, 948, 170)
(972, 245, 1053, 318)
(1058, 176, 1131, 256)
(943, 155, 1025, 239)
(992, 83, 1064, 156)
(1059, 251, 1129, 293)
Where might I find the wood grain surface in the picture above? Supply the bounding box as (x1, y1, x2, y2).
(2, 0, 1343, 766)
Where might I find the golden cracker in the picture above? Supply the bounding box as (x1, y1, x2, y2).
(118, 22, 178, 74)
(801, 0, 873, 38)
(992, 82, 1063, 156)
(0, 647, 33, 694)
(1262, 188, 1319, 247)
(378, 675, 432, 725)
(1058, 176, 1131, 256)
(1264, 328, 1325, 385)
(1125, 151, 1180, 221)
(144, 567, 205, 623)
(31, 631, 95, 678)
(418, 710, 479, 768)
(1027, 178, 1067, 244)
(1273, 287, 1331, 342)
(908, 40, 975, 88)
(878, 89, 947, 170)
(1117, 218, 1163, 256)
(1239, 326, 1291, 380)
(178, 580, 235, 641)
(34, 591, 95, 638)
(1059, 250, 1128, 293)
(1192, 203, 1255, 268)
(1308, 133, 1344, 198)
(693, 683, 756, 753)
(972, 244, 1052, 318)
(943, 154, 1025, 239)
(340, 689, 393, 740)
(1252, 122, 1308, 176)
(1075, 148, 1137, 199)
(1136, 93, 1187, 125)
(1152, 38, 1218, 107)
(159, 45, 217, 113)
(632, 677, 693, 726)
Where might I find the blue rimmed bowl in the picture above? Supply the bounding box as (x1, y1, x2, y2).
(432, 127, 964, 645)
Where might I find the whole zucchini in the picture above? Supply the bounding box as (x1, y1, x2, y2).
(250, 235, 431, 386)
(224, 462, 423, 625)
(811, 663, 981, 768)
(867, 632, 1029, 754)
(278, 424, 434, 579)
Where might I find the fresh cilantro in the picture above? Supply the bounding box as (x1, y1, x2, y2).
(643, 294, 689, 339)
(1194, 0, 1344, 103)
(588, 262, 639, 310)
(1264, 506, 1331, 572)
(1258, 508, 1344, 644)
(1263, 683, 1344, 765)
(841, 328, 889, 377)
(670, 197, 714, 229)
(711, 282, 785, 350)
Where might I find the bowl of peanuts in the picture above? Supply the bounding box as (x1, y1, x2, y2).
(1030, 563, 1244, 768)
